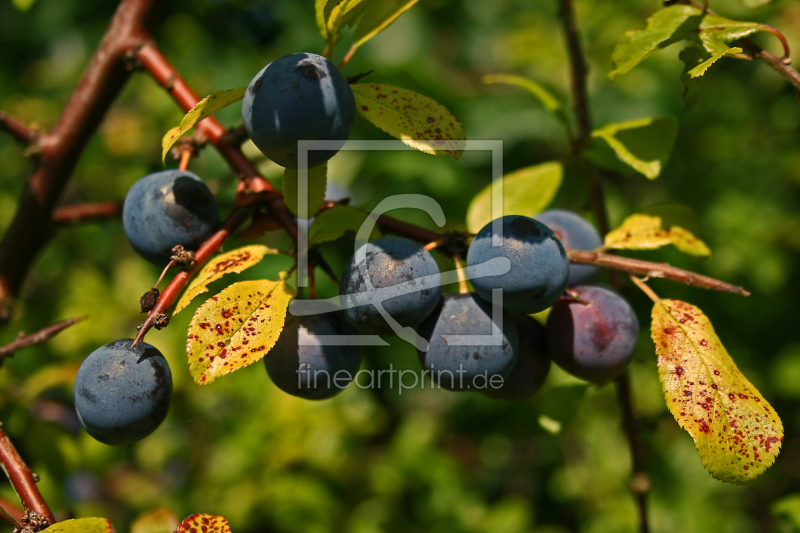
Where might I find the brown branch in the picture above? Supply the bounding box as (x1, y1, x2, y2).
(0, 0, 167, 324)
(52, 201, 122, 224)
(131, 206, 254, 347)
(567, 249, 750, 296)
(374, 214, 442, 244)
(134, 42, 298, 243)
(0, 496, 23, 527)
(0, 316, 87, 360)
(0, 111, 37, 147)
(0, 425, 54, 525)
(615, 373, 651, 533)
(559, 0, 591, 149)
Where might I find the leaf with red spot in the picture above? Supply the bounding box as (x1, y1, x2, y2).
(41, 518, 116, 533)
(351, 83, 466, 159)
(604, 213, 710, 256)
(174, 514, 231, 533)
(652, 299, 783, 484)
(187, 278, 294, 384)
(174, 245, 278, 316)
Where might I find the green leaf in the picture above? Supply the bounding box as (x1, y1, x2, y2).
(283, 162, 328, 218)
(352, 83, 466, 159)
(772, 494, 800, 531)
(308, 205, 371, 246)
(482, 74, 571, 131)
(689, 46, 743, 77)
(610, 5, 770, 80)
(174, 245, 276, 316)
(604, 213, 711, 256)
(466, 161, 562, 234)
(160, 88, 246, 163)
(652, 299, 783, 484)
(174, 515, 231, 533)
(42, 518, 116, 533)
(187, 279, 294, 384)
(352, 0, 419, 50)
(591, 117, 678, 179)
(325, 0, 374, 47)
(315, 0, 329, 40)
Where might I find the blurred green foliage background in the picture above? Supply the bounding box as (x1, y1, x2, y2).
(1, 0, 800, 531)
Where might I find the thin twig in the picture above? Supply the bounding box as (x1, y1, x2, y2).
(0, 424, 55, 525)
(0, 111, 37, 147)
(0, 496, 23, 527)
(559, 0, 591, 150)
(615, 373, 651, 533)
(568, 249, 750, 296)
(52, 201, 122, 224)
(131, 206, 254, 347)
(0, 316, 87, 360)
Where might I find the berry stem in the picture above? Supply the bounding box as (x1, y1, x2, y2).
(453, 255, 469, 294)
(178, 147, 193, 171)
(0, 424, 55, 526)
(630, 275, 661, 304)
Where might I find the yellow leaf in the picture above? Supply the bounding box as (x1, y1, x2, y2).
(187, 279, 294, 384)
(174, 245, 275, 316)
(604, 214, 710, 256)
(352, 83, 466, 159)
(325, 0, 373, 46)
(161, 88, 246, 163)
(352, 0, 418, 49)
(283, 162, 328, 218)
(175, 514, 231, 533)
(652, 299, 783, 484)
(42, 518, 116, 533)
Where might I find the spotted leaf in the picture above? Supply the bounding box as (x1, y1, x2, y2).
(161, 88, 246, 163)
(174, 246, 276, 315)
(42, 518, 116, 533)
(352, 83, 466, 159)
(604, 214, 710, 256)
(652, 299, 783, 484)
(174, 514, 231, 533)
(187, 279, 294, 384)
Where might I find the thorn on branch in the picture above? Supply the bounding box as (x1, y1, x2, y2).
(0, 316, 87, 362)
(346, 70, 374, 84)
(0, 111, 38, 147)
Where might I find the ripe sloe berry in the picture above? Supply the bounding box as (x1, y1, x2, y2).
(74, 339, 172, 446)
(536, 209, 602, 286)
(546, 285, 639, 383)
(242, 52, 356, 168)
(467, 215, 569, 313)
(417, 293, 519, 391)
(483, 314, 550, 400)
(122, 170, 220, 265)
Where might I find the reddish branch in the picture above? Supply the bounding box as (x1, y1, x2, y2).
(0, 0, 167, 323)
(0, 496, 23, 527)
(52, 201, 122, 224)
(568, 249, 750, 296)
(0, 316, 87, 361)
(131, 206, 254, 347)
(0, 111, 37, 147)
(0, 425, 54, 526)
(134, 43, 298, 242)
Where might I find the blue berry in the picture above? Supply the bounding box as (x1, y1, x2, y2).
(265, 313, 362, 400)
(536, 209, 602, 286)
(546, 285, 639, 383)
(417, 293, 519, 391)
(74, 339, 172, 446)
(466, 215, 569, 313)
(483, 314, 550, 400)
(122, 170, 220, 265)
(242, 52, 356, 168)
(340, 237, 442, 336)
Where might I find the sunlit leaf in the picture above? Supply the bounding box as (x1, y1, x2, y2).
(591, 117, 678, 179)
(466, 161, 562, 233)
(315, 0, 329, 39)
(174, 514, 231, 533)
(652, 299, 783, 484)
(308, 205, 371, 246)
(283, 162, 328, 218)
(482, 74, 570, 130)
(610, 5, 771, 79)
(174, 245, 276, 316)
(187, 279, 294, 384)
(352, 83, 466, 159)
(325, 0, 374, 46)
(352, 0, 419, 49)
(161, 88, 246, 163)
(130, 507, 179, 533)
(604, 213, 710, 256)
(42, 518, 116, 533)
